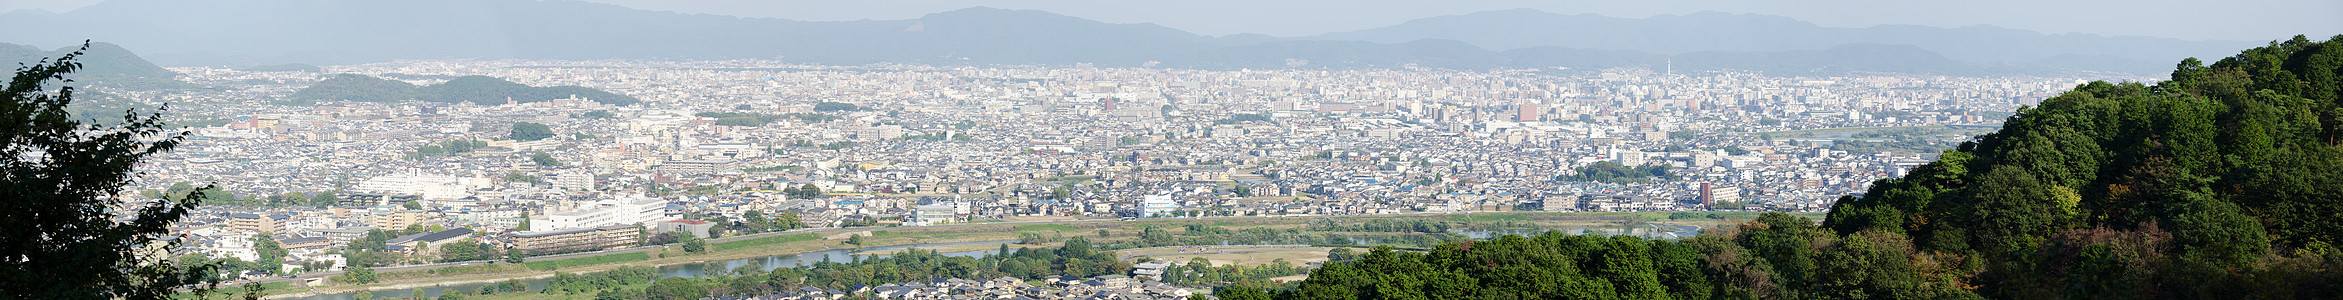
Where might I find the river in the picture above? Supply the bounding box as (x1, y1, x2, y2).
(285, 240, 1018, 300)
(290, 225, 1703, 299)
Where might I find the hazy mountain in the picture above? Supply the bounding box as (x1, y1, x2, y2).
(1173, 39, 1508, 70)
(0, 0, 2239, 75)
(289, 74, 641, 106)
(1313, 9, 2254, 70)
(1672, 44, 1984, 75)
(0, 42, 190, 90)
(0, 0, 1206, 67)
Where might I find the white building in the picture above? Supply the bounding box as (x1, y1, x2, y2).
(552, 171, 594, 191)
(530, 195, 670, 232)
(354, 174, 470, 200)
(1142, 193, 1178, 217)
(209, 235, 259, 262)
(915, 203, 958, 226)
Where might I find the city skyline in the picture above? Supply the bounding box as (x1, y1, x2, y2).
(0, 1, 2337, 298)
(5, 0, 2335, 42)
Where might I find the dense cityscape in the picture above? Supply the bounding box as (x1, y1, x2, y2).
(4, 1, 2335, 299)
(91, 57, 2145, 298)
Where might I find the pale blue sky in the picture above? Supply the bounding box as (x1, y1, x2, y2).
(5, 0, 2336, 42)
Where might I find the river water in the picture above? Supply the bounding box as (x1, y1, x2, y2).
(289, 225, 1702, 299)
(285, 240, 1018, 300)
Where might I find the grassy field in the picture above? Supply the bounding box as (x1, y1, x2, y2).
(1012, 224, 1078, 232)
(713, 233, 820, 252)
(315, 211, 1832, 296)
(856, 243, 1044, 256)
(525, 252, 651, 271)
(382, 263, 531, 281)
(175, 281, 296, 299)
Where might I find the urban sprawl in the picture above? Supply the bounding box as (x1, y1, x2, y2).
(113, 60, 2140, 297)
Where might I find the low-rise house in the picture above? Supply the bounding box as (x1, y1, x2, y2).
(384, 227, 473, 254)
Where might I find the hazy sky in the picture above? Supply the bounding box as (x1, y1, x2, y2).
(4, 0, 2336, 42)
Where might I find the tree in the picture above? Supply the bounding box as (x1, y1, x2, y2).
(506, 248, 526, 263)
(0, 44, 226, 299)
(530, 152, 562, 166)
(645, 277, 706, 300)
(812, 102, 861, 112)
(517, 212, 530, 231)
(789, 184, 824, 199)
(509, 122, 553, 141)
(308, 190, 341, 207)
(253, 233, 286, 274)
(504, 172, 538, 184)
(680, 233, 708, 253)
(1325, 248, 1358, 265)
(340, 266, 379, 284)
(403, 200, 424, 210)
(580, 110, 615, 119)
(775, 211, 804, 230)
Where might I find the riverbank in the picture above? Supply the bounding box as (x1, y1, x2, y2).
(268, 211, 1797, 298)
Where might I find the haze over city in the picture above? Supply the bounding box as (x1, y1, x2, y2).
(7, 0, 2339, 42)
(0, 1, 2339, 299)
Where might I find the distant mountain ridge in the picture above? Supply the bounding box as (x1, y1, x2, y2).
(0, 42, 189, 89)
(1310, 9, 2251, 64)
(289, 74, 641, 106)
(0, 0, 2277, 76)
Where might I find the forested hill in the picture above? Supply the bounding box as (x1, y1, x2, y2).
(1243, 35, 2343, 300)
(289, 74, 640, 106)
(0, 42, 191, 90)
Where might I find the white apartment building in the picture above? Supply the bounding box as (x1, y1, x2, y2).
(552, 171, 594, 191)
(529, 195, 670, 232)
(1142, 193, 1178, 217)
(354, 174, 470, 200)
(915, 203, 958, 226)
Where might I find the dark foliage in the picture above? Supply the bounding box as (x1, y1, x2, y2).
(1273, 35, 2343, 300)
(0, 43, 224, 299)
(1563, 160, 1675, 183)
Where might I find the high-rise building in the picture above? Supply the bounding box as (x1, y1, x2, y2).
(1515, 104, 1541, 122)
(1699, 183, 1741, 209)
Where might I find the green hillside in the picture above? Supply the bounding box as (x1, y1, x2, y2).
(1822, 34, 2343, 298)
(0, 42, 193, 90)
(288, 74, 640, 106)
(1248, 35, 2343, 300)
